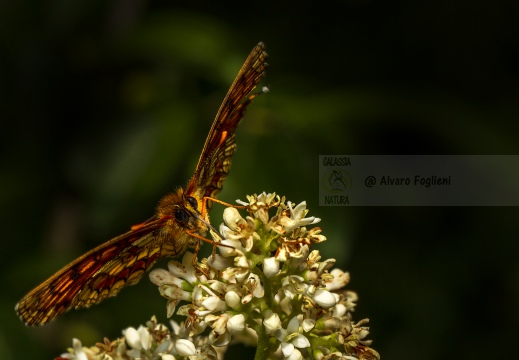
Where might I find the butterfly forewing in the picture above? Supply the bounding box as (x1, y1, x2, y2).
(15, 42, 268, 326)
(187, 42, 268, 203)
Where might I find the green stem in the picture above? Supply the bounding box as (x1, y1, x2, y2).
(254, 320, 269, 360)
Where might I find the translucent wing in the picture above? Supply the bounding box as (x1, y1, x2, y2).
(186, 42, 268, 203)
(15, 217, 178, 325)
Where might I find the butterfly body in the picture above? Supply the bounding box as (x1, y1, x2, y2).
(16, 43, 268, 326)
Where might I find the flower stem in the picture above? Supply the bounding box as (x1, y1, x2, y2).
(254, 320, 269, 360)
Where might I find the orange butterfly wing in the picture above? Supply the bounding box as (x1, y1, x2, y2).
(15, 218, 171, 325)
(186, 42, 268, 204)
(15, 42, 268, 326)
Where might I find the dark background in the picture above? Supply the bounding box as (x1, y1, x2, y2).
(2, 1, 519, 359)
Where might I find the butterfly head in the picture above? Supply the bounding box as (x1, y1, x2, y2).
(173, 194, 200, 226)
(156, 190, 203, 230)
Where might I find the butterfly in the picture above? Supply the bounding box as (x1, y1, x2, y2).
(15, 42, 268, 326)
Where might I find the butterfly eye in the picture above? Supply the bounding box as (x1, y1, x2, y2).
(186, 196, 198, 210)
(174, 209, 190, 224)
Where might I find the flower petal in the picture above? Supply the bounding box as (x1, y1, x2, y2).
(149, 268, 177, 286)
(326, 268, 350, 291)
(124, 327, 142, 350)
(286, 348, 303, 360)
(137, 325, 152, 350)
(281, 342, 295, 357)
(302, 318, 315, 332)
(291, 334, 310, 348)
(71, 338, 88, 360)
(287, 316, 300, 334)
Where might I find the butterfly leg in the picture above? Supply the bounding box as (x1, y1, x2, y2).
(185, 230, 234, 265)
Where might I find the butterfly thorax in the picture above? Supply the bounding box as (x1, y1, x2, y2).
(156, 188, 208, 254)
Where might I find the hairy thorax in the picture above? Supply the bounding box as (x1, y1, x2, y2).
(156, 188, 209, 254)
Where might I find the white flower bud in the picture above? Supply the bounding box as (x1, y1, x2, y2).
(332, 303, 348, 317)
(201, 296, 227, 312)
(227, 314, 245, 334)
(124, 327, 141, 350)
(312, 289, 337, 308)
(223, 207, 243, 230)
(174, 339, 196, 356)
(225, 291, 241, 309)
(263, 257, 280, 278)
(264, 311, 281, 334)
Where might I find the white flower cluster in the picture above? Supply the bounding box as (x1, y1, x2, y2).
(58, 193, 379, 360)
(149, 193, 379, 360)
(58, 316, 220, 360)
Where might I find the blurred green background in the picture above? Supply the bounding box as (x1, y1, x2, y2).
(1, 1, 519, 359)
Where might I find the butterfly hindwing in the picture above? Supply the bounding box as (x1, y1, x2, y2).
(16, 218, 171, 325)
